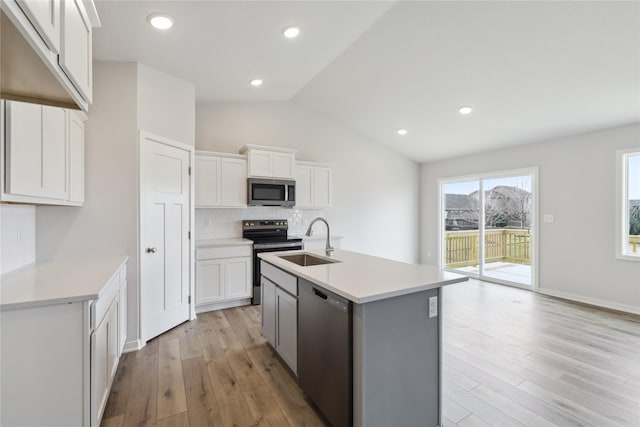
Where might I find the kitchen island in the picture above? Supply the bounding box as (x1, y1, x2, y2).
(259, 249, 468, 427)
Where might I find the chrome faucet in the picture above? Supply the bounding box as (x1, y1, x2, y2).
(305, 217, 334, 256)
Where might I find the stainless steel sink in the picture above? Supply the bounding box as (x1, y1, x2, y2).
(279, 253, 341, 267)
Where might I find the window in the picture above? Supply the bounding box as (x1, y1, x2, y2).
(617, 149, 640, 260)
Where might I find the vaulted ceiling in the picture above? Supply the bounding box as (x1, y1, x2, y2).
(93, 1, 640, 162)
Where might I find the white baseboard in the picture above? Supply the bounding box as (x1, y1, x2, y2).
(195, 298, 252, 314)
(123, 339, 144, 353)
(537, 288, 640, 315)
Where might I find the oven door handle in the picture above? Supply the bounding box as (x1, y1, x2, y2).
(253, 241, 303, 250)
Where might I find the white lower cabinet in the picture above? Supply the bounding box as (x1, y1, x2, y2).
(195, 244, 252, 312)
(0, 260, 127, 427)
(260, 261, 298, 374)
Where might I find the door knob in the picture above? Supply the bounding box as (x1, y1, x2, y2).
(147, 247, 158, 253)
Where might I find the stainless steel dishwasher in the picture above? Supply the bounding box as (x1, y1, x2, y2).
(298, 278, 352, 427)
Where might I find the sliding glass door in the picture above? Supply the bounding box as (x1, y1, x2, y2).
(441, 169, 536, 288)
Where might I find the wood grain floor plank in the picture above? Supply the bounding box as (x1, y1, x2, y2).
(157, 338, 188, 420)
(103, 352, 134, 419)
(225, 348, 265, 391)
(457, 414, 492, 427)
(247, 346, 325, 427)
(122, 340, 159, 427)
(224, 307, 266, 350)
(157, 412, 189, 427)
(443, 395, 471, 423)
(445, 349, 593, 427)
(181, 356, 224, 426)
(517, 380, 625, 427)
(177, 321, 203, 361)
(101, 414, 124, 427)
(206, 355, 242, 398)
(243, 384, 292, 427)
(219, 394, 257, 427)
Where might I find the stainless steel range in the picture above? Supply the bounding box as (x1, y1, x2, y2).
(243, 220, 303, 304)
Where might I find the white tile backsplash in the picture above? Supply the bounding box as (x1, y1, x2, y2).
(195, 207, 327, 240)
(1, 204, 36, 274)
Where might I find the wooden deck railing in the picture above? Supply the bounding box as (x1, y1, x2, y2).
(445, 229, 531, 268)
(446, 231, 640, 267)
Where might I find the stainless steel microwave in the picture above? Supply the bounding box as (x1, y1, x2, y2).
(248, 178, 295, 207)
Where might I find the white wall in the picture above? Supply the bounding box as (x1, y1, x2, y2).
(137, 63, 196, 147)
(421, 124, 640, 313)
(196, 101, 420, 262)
(37, 61, 139, 343)
(0, 205, 35, 274)
(36, 61, 196, 349)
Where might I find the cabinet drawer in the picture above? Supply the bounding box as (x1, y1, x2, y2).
(196, 246, 251, 260)
(261, 261, 297, 296)
(91, 274, 119, 330)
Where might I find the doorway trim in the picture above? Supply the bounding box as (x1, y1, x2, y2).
(138, 130, 195, 346)
(437, 166, 539, 291)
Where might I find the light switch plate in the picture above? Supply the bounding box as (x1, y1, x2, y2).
(429, 296, 438, 318)
(544, 214, 554, 223)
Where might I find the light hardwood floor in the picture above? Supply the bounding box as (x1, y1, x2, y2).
(101, 279, 640, 427)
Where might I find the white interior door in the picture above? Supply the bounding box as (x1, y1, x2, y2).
(140, 134, 191, 342)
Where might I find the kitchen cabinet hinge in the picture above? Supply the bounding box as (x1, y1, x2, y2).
(188, 295, 191, 304)
(188, 166, 191, 176)
(188, 231, 191, 239)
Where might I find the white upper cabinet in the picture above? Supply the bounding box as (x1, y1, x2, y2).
(17, 0, 61, 53)
(195, 155, 221, 207)
(221, 157, 247, 206)
(195, 152, 247, 208)
(295, 161, 332, 209)
(67, 110, 85, 205)
(1, 0, 99, 111)
(240, 145, 297, 179)
(5, 101, 67, 201)
(2, 100, 86, 206)
(60, 0, 92, 103)
(41, 105, 68, 200)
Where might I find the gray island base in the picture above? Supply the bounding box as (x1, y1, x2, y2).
(259, 249, 468, 427)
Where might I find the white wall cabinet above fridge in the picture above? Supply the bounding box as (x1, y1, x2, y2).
(295, 161, 332, 209)
(240, 144, 297, 179)
(1, 0, 99, 111)
(1, 100, 86, 206)
(195, 151, 247, 208)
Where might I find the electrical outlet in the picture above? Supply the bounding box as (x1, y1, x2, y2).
(429, 296, 438, 318)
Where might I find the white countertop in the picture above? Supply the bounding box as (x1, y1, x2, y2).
(259, 249, 467, 304)
(0, 256, 128, 311)
(195, 238, 253, 249)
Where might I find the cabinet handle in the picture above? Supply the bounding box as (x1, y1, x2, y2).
(147, 247, 158, 253)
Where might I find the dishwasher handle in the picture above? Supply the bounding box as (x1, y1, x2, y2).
(313, 288, 328, 300)
(309, 285, 350, 314)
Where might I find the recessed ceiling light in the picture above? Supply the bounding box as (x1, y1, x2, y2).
(283, 26, 301, 39)
(250, 79, 263, 87)
(148, 14, 173, 30)
(459, 106, 473, 115)
(397, 129, 408, 136)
